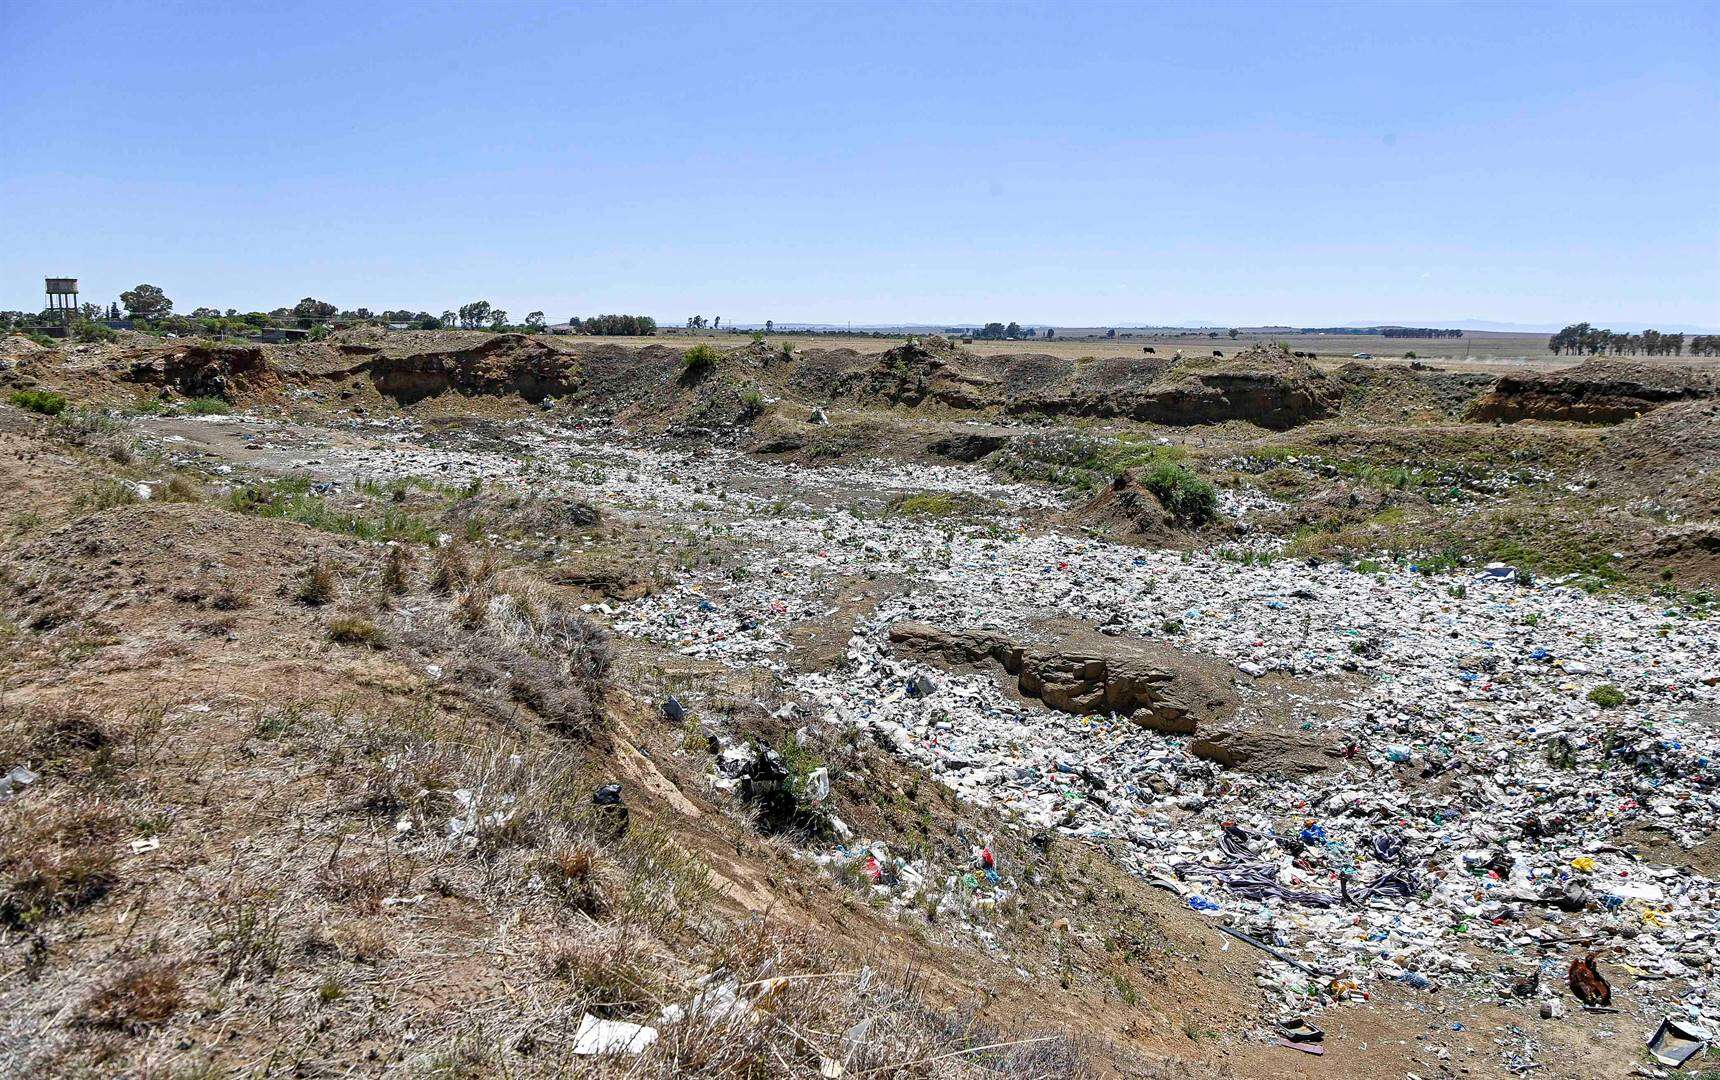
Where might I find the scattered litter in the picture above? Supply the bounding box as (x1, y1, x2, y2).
(1646, 1017, 1710, 1068)
(571, 1013, 657, 1056)
(128, 837, 160, 855)
(0, 764, 39, 798)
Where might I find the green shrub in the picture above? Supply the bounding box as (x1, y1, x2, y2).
(183, 397, 230, 416)
(71, 320, 115, 344)
(1139, 462, 1218, 526)
(9, 390, 68, 416)
(1587, 684, 1626, 709)
(681, 344, 720, 375)
(23, 331, 57, 349)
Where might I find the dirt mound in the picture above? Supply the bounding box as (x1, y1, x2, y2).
(1012, 343, 1340, 429)
(363, 331, 581, 404)
(807, 335, 1000, 410)
(1595, 399, 1720, 511)
(2, 503, 358, 632)
(1069, 471, 1173, 542)
(1467, 359, 1717, 423)
(0, 336, 55, 391)
(118, 340, 283, 402)
(1334, 362, 1495, 420)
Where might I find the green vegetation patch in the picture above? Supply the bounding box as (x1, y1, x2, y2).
(1138, 461, 1218, 526)
(227, 476, 437, 544)
(9, 390, 69, 416)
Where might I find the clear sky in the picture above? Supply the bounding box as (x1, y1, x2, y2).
(2, 0, 1716, 329)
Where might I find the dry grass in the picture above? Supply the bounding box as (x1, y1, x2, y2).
(76, 964, 185, 1032)
(381, 544, 412, 595)
(545, 926, 663, 1015)
(327, 612, 382, 647)
(532, 842, 607, 915)
(295, 559, 336, 605)
(0, 802, 121, 929)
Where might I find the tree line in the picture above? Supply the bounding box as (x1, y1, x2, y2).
(1380, 327, 1463, 338)
(3, 284, 664, 341)
(1548, 323, 1715, 357)
(573, 314, 658, 335)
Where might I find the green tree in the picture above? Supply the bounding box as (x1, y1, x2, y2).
(524, 311, 546, 331)
(120, 284, 172, 320)
(458, 301, 492, 329)
(292, 297, 337, 321)
(487, 309, 509, 331)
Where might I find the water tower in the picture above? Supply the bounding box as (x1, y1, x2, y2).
(45, 278, 79, 324)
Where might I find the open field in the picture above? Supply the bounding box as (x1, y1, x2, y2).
(0, 327, 1716, 1078)
(650, 329, 1720, 374)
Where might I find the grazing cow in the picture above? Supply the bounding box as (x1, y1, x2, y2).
(1212, 349, 1223, 357)
(1568, 953, 1611, 1007)
(1143, 346, 1155, 354)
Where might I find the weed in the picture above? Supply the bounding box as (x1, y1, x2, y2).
(381, 545, 412, 594)
(227, 475, 436, 543)
(889, 492, 967, 517)
(429, 544, 472, 595)
(328, 614, 383, 647)
(76, 964, 184, 1031)
(162, 474, 204, 502)
(532, 843, 607, 915)
(296, 561, 336, 605)
(1112, 972, 1138, 1005)
(1138, 461, 1217, 526)
(680, 344, 720, 377)
(545, 929, 660, 1014)
(0, 804, 121, 928)
(182, 396, 231, 416)
(74, 478, 140, 512)
(206, 891, 286, 982)
(1588, 684, 1626, 709)
(9, 389, 68, 415)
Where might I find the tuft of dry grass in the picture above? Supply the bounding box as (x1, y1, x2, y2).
(0, 803, 122, 929)
(544, 927, 662, 1016)
(76, 963, 184, 1031)
(328, 613, 383, 647)
(381, 544, 412, 595)
(532, 842, 607, 915)
(429, 544, 472, 596)
(205, 889, 287, 982)
(295, 560, 336, 606)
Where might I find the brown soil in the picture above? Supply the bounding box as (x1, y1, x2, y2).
(1467, 358, 1718, 423)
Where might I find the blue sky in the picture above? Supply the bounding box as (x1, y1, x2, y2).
(2, 0, 1716, 329)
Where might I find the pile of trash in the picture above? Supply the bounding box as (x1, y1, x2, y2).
(142, 411, 1720, 1043)
(610, 480, 1719, 1035)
